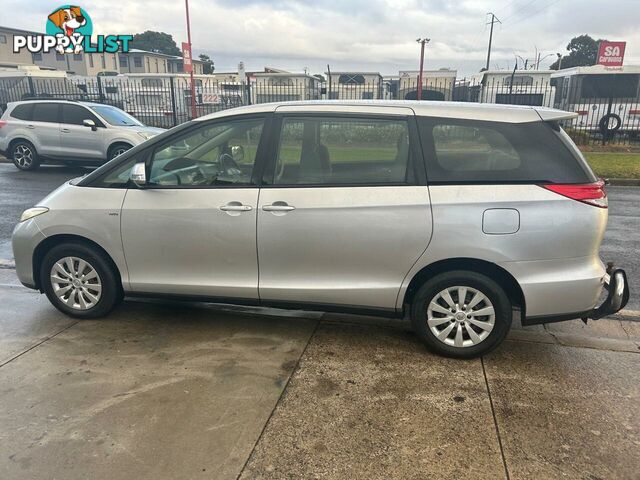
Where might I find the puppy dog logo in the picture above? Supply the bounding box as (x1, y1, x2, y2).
(46, 5, 93, 54)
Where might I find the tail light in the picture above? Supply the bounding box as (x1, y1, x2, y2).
(0, 120, 7, 128)
(540, 180, 608, 208)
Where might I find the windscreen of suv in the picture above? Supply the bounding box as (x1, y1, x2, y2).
(418, 118, 595, 184)
(91, 106, 142, 127)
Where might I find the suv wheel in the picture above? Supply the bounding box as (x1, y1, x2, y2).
(12, 141, 40, 171)
(108, 143, 132, 160)
(411, 271, 512, 358)
(40, 243, 123, 318)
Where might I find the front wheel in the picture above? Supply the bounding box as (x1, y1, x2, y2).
(108, 143, 132, 161)
(411, 271, 512, 358)
(40, 243, 123, 318)
(11, 140, 40, 171)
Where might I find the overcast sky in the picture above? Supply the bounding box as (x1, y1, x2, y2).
(8, 0, 640, 76)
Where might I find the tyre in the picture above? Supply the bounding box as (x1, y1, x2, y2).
(410, 271, 512, 358)
(40, 242, 123, 318)
(11, 140, 40, 171)
(108, 143, 132, 161)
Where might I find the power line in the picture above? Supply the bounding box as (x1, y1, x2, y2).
(501, 0, 539, 23)
(502, 0, 563, 29)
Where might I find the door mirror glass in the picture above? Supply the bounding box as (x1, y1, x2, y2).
(231, 144, 245, 162)
(83, 119, 97, 131)
(130, 162, 147, 187)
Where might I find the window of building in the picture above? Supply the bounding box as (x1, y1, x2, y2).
(89, 54, 94, 67)
(338, 74, 365, 85)
(32, 52, 43, 62)
(134, 56, 143, 68)
(119, 55, 128, 67)
(73, 53, 82, 61)
(113, 56, 117, 69)
(0, 34, 7, 44)
(271, 116, 412, 186)
(56, 53, 65, 61)
(101, 55, 106, 68)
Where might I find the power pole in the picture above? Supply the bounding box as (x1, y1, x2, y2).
(485, 13, 501, 71)
(416, 37, 430, 100)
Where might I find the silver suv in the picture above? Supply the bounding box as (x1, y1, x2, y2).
(11, 101, 629, 358)
(0, 100, 164, 170)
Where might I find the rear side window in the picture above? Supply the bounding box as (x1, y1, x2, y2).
(10, 103, 34, 121)
(32, 103, 60, 123)
(418, 118, 594, 184)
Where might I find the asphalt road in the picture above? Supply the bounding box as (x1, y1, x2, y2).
(0, 161, 638, 310)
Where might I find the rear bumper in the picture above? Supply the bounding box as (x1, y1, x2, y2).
(523, 268, 630, 325)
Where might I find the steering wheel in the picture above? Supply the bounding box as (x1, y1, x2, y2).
(218, 153, 241, 175)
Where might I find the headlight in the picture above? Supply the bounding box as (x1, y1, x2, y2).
(137, 131, 156, 140)
(20, 207, 49, 222)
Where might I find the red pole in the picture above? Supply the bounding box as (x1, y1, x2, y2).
(185, 0, 197, 120)
(417, 40, 425, 101)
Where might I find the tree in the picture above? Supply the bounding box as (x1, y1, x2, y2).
(550, 34, 607, 70)
(198, 54, 215, 74)
(131, 31, 181, 56)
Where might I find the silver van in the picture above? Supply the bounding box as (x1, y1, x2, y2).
(11, 101, 629, 357)
(0, 100, 164, 170)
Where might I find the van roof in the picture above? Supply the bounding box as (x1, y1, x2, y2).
(194, 100, 577, 124)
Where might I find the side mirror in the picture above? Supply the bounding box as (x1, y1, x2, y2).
(130, 162, 147, 187)
(231, 145, 244, 162)
(83, 119, 97, 131)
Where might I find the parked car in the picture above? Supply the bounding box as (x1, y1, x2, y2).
(0, 100, 164, 170)
(12, 101, 629, 358)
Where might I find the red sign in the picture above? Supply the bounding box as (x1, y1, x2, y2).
(597, 41, 626, 67)
(181, 42, 193, 73)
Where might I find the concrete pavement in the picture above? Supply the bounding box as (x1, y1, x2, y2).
(0, 268, 638, 480)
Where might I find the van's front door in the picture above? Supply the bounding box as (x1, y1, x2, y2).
(257, 108, 433, 312)
(120, 116, 267, 300)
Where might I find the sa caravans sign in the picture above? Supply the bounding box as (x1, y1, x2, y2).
(597, 41, 626, 67)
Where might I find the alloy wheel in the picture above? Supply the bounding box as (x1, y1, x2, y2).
(110, 147, 129, 159)
(13, 145, 34, 168)
(50, 256, 102, 310)
(426, 285, 495, 348)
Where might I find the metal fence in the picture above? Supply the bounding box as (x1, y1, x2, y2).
(1, 73, 639, 146)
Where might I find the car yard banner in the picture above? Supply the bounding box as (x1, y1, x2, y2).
(597, 41, 626, 67)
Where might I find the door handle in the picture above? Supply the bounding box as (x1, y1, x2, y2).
(220, 203, 252, 212)
(262, 203, 295, 212)
(61, 128, 71, 133)
(26, 124, 35, 129)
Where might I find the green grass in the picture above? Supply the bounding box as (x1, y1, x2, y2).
(583, 152, 640, 179)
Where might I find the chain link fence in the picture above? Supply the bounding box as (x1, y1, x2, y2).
(1, 72, 638, 146)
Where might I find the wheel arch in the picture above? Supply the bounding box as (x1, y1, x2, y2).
(32, 234, 124, 292)
(107, 141, 134, 159)
(401, 257, 525, 317)
(7, 137, 37, 158)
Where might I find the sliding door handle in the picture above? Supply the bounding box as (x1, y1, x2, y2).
(262, 204, 295, 212)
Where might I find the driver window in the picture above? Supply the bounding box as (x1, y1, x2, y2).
(148, 118, 264, 187)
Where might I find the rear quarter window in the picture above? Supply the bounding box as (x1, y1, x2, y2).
(10, 103, 34, 121)
(418, 117, 595, 184)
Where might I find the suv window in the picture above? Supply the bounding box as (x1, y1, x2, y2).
(271, 116, 412, 185)
(32, 103, 60, 123)
(418, 118, 594, 184)
(61, 104, 103, 126)
(147, 118, 264, 187)
(10, 103, 34, 121)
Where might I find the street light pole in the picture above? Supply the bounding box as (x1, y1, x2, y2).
(416, 37, 430, 101)
(485, 13, 501, 71)
(185, 0, 197, 120)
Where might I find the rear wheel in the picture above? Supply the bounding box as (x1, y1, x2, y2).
(11, 140, 40, 171)
(40, 243, 123, 318)
(411, 271, 512, 358)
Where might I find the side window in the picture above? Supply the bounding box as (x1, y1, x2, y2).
(32, 103, 60, 123)
(419, 118, 592, 184)
(431, 124, 520, 172)
(10, 103, 34, 121)
(61, 104, 103, 126)
(273, 116, 412, 185)
(148, 118, 264, 187)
